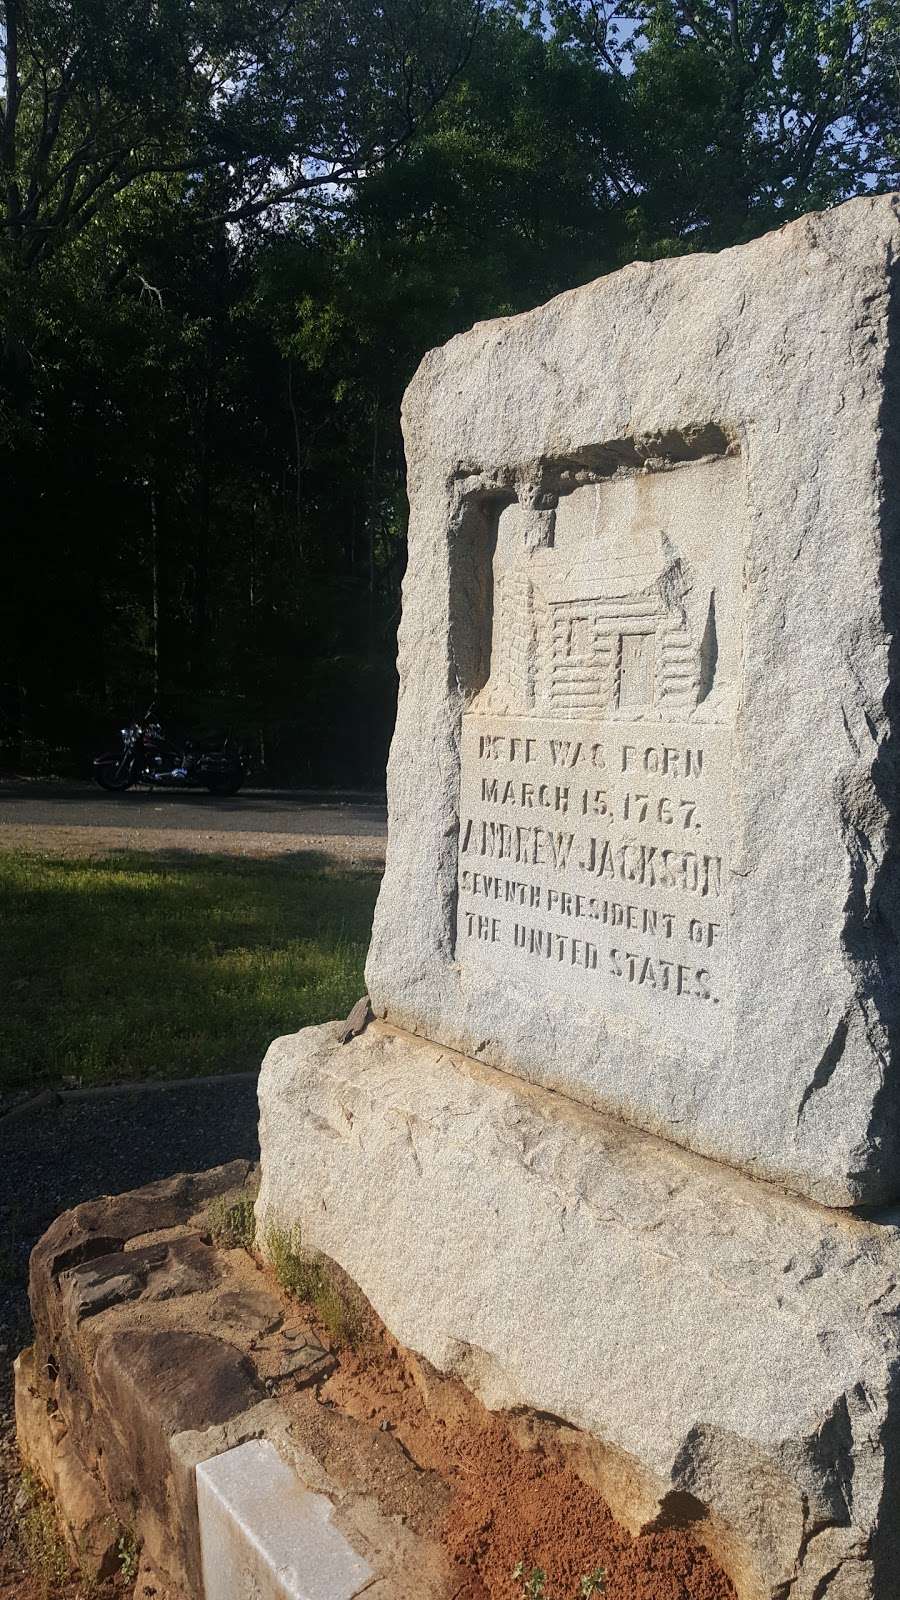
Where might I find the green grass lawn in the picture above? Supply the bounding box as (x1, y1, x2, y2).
(0, 849, 381, 1092)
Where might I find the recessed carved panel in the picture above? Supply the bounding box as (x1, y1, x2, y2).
(457, 453, 744, 1042)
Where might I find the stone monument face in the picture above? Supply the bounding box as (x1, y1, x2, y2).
(366, 194, 900, 1207)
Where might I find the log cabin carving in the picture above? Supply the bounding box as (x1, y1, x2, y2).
(491, 523, 702, 720)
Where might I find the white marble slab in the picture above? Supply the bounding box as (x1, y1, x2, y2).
(197, 1438, 373, 1600)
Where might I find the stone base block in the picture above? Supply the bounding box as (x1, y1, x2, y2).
(257, 1020, 900, 1600)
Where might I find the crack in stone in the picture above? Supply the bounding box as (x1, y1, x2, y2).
(840, 703, 861, 757)
(796, 1014, 851, 1124)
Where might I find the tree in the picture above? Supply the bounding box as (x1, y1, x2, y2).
(0, 0, 486, 279)
(0, 0, 494, 781)
(3, 0, 900, 784)
(545, 0, 900, 246)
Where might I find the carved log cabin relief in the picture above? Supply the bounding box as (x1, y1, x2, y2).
(481, 468, 732, 726)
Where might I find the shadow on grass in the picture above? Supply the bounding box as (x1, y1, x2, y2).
(1, 848, 381, 1092)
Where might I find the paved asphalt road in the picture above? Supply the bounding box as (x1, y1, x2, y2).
(0, 781, 387, 838)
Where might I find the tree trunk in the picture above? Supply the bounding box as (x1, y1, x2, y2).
(193, 380, 213, 669)
(150, 482, 160, 698)
(287, 361, 304, 558)
(368, 401, 379, 656)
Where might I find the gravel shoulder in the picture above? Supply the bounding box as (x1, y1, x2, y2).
(0, 782, 387, 864)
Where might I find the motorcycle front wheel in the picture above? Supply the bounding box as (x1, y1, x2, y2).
(94, 760, 134, 791)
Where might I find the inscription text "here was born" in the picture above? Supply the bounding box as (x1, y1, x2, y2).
(456, 715, 732, 1043)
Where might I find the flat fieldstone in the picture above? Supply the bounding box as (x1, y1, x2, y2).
(14, 1347, 119, 1579)
(94, 1328, 264, 1440)
(29, 1160, 252, 1340)
(59, 1235, 220, 1322)
(206, 1286, 284, 1340)
(91, 1328, 266, 1587)
(19, 1164, 266, 1598)
(19, 1164, 454, 1600)
(253, 1326, 335, 1387)
(197, 1439, 374, 1600)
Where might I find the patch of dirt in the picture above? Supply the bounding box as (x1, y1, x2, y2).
(0, 1566, 123, 1600)
(278, 1270, 737, 1600)
(440, 1417, 732, 1600)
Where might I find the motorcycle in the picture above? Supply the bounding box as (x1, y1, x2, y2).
(93, 708, 246, 795)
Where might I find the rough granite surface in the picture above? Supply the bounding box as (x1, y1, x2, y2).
(365, 193, 900, 1207)
(257, 1021, 900, 1600)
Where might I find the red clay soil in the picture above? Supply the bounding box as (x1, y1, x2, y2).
(442, 1415, 735, 1600)
(315, 1290, 737, 1600)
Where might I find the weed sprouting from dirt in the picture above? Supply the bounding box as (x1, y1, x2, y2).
(513, 1563, 549, 1599)
(263, 1218, 365, 1348)
(207, 1193, 257, 1250)
(18, 1470, 71, 1598)
(264, 1219, 317, 1298)
(117, 1526, 140, 1583)
(512, 1560, 607, 1600)
(580, 1569, 607, 1597)
(312, 1268, 365, 1349)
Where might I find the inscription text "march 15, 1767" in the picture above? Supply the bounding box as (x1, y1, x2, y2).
(454, 464, 741, 1045)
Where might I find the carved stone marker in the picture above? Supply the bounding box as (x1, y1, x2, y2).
(366, 193, 900, 1209)
(258, 196, 900, 1600)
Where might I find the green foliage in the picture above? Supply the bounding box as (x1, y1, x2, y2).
(0, 849, 379, 1090)
(511, 1560, 607, 1599)
(265, 1220, 316, 1299)
(2, 0, 898, 784)
(548, 0, 900, 246)
(513, 1564, 549, 1600)
(0, 0, 487, 276)
(207, 1193, 258, 1250)
(580, 1570, 607, 1597)
(117, 1527, 141, 1584)
(264, 1218, 365, 1347)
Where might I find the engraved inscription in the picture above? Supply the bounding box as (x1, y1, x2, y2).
(458, 715, 730, 1042)
(458, 459, 741, 1043)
